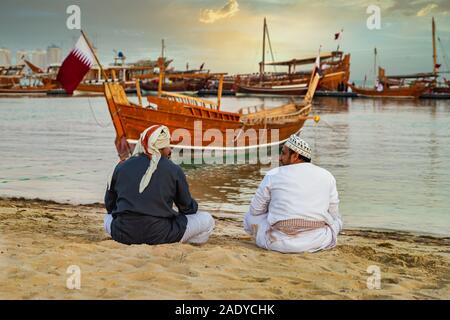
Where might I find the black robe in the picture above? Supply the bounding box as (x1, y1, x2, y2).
(104, 154, 198, 245)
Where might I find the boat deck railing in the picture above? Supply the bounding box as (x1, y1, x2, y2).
(155, 91, 241, 122)
(161, 91, 219, 110)
(238, 104, 266, 115)
(241, 104, 312, 125)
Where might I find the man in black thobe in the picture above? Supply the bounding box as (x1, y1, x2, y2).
(103, 125, 215, 245)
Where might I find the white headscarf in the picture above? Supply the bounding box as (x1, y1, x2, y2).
(133, 125, 171, 193)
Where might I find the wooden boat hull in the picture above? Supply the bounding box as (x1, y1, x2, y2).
(349, 84, 428, 98)
(237, 83, 308, 96)
(197, 89, 236, 97)
(103, 82, 317, 160)
(431, 86, 450, 94)
(236, 71, 347, 96)
(235, 53, 350, 96)
(76, 82, 136, 95)
(140, 79, 206, 93)
(103, 69, 320, 160)
(0, 82, 17, 89)
(422, 85, 450, 99)
(0, 85, 56, 96)
(115, 104, 308, 148)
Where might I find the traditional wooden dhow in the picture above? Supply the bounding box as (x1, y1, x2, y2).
(104, 58, 321, 160)
(349, 67, 432, 99)
(235, 18, 350, 96)
(0, 65, 25, 89)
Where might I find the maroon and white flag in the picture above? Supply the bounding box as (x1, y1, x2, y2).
(57, 35, 95, 94)
(314, 46, 322, 77)
(334, 29, 344, 41)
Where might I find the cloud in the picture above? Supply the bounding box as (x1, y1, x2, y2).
(386, 0, 450, 16)
(199, 0, 240, 24)
(416, 3, 438, 17)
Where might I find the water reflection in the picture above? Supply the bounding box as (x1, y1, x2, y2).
(314, 96, 350, 113)
(0, 96, 449, 235)
(185, 164, 265, 215)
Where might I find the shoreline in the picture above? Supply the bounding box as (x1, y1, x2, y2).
(0, 196, 449, 299)
(2, 196, 449, 239)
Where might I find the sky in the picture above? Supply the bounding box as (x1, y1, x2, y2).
(1, 0, 450, 80)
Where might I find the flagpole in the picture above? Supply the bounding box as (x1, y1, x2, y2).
(80, 30, 132, 159)
(80, 30, 109, 81)
(308, 45, 321, 89)
(80, 30, 115, 110)
(373, 47, 377, 88)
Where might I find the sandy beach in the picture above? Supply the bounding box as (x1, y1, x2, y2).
(0, 197, 448, 300)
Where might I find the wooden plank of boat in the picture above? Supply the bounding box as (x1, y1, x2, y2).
(0, 87, 52, 96)
(315, 91, 357, 98)
(420, 92, 450, 99)
(236, 83, 308, 96)
(140, 79, 206, 93)
(75, 81, 137, 96)
(197, 89, 236, 97)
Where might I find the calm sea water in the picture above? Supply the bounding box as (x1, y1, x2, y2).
(0, 95, 449, 236)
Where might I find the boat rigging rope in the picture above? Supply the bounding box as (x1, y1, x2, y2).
(320, 118, 339, 132)
(265, 24, 277, 73)
(311, 115, 338, 151)
(438, 37, 450, 74)
(87, 97, 111, 128)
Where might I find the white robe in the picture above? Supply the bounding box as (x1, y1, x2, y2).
(244, 163, 342, 253)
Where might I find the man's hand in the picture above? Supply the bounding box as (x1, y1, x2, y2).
(251, 224, 259, 239)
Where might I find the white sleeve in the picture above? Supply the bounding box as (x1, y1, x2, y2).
(328, 176, 343, 233)
(247, 174, 271, 216)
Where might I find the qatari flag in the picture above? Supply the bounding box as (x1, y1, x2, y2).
(57, 35, 95, 94)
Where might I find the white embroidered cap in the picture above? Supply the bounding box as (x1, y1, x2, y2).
(285, 134, 312, 160)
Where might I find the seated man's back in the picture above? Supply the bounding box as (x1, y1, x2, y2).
(104, 125, 214, 245)
(244, 134, 342, 253)
(106, 155, 197, 245)
(266, 163, 339, 228)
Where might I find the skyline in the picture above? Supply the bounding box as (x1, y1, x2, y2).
(1, 0, 450, 80)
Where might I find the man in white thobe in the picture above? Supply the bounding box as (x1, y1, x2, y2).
(244, 134, 342, 253)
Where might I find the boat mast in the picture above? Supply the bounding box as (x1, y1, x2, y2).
(81, 30, 131, 159)
(260, 17, 267, 83)
(217, 75, 223, 111)
(432, 17, 438, 76)
(159, 39, 166, 97)
(158, 57, 164, 98)
(374, 47, 377, 87)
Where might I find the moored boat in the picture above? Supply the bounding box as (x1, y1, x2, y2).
(103, 58, 322, 160)
(0, 65, 25, 89)
(139, 77, 207, 94)
(235, 18, 350, 97)
(348, 82, 429, 99)
(0, 64, 59, 96)
(425, 17, 450, 98)
(349, 45, 433, 99)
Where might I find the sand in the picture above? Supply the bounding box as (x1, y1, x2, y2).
(0, 197, 448, 300)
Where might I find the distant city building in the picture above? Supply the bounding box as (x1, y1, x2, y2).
(0, 48, 12, 66)
(16, 50, 30, 65)
(31, 50, 47, 68)
(46, 45, 62, 66)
